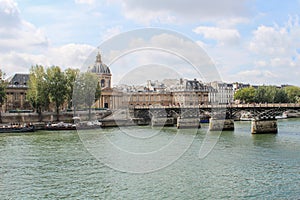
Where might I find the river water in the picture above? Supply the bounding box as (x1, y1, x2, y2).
(0, 119, 300, 199)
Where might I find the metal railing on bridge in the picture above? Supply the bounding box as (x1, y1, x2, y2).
(133, 103, 300, 109)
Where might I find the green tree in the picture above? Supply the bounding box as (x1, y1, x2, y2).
(27, 65, 50, 121)
(254, 86, 269, 103)
(82, 72, 98, 120)
(274, 88, 289, 103)
(72, 73, 85, 116)
(0, 69, 6, 105)
(0, 70, 7, 123)
(234, 87, 256, 103)
(266, 86, 277, 103)
(95, 81, 101, 108)
(45, 66, 67, 121)
(65, 68, 80, 110)
(255, 86, 281, 103)
(284, 86, 300, 103)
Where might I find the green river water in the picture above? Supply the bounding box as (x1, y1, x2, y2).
(0, 119, 300, 199)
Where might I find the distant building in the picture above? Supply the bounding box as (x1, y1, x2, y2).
(88, 51, 111, 89)
(233, 82, 250, 92)
(89, 51, 113, 109)
(146, 80, 166, 92)
(209, 81, 234, 104)
(115, 78, 209, 108)
(3, 74, 31, 111)
(281, 84, 293, 88)
(171, 79, 208, 106)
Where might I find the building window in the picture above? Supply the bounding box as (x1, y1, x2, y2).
(14, 93, 18, 101)
(101, 79, 105, 87)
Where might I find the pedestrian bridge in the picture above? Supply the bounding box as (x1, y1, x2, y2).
(129, 103, 300, 133)
(132, 103, 300, 119)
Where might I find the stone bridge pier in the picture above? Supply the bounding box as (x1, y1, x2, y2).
(149, 109, 174, 127)
(209, 109, 235, 131)
(249, 109, 279, 134)
(251, 117, 278, 134)
(176, 108, 201, 129)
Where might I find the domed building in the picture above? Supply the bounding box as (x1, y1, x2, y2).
(88, 51, 126, 110)
(88, 51, 111, 89)
(88, 51, 113, 109)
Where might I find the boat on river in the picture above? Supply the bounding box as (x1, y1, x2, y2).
(76, 121, 102, 130)
(275, 112, 288, 119)
(240, 112, 253, 121)
(45, 122, 76, 131)
(45, 120, 102, 131)
(0, 124, 35, 133)
(284, 110, 300, 118)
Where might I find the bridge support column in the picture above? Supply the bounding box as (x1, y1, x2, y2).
(177, 117, 201, 129)
(151, 117, 174, 127)
(209, 118, 234, 131)
(251, 118, 277, 134)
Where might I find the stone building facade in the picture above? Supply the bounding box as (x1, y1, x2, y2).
(107, 79, 209, 108)
(2, 74, 31, 112)
(88, 51, 113, 109)
(209, 81, 234, 104)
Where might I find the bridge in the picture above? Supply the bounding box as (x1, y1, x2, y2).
(130, 103, 300, 133)
(132, 103, 300, 119)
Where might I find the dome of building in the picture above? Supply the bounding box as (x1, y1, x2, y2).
(88, 52, 111, 74)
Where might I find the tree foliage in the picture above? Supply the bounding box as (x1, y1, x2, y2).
(274, 88, 289, 103)
(234, 85, 299, 103)
(284, 86, 300, 103)
(27, 65, 50, 115)
(72, 73, 85, 115)
(65, 68, 80, 109)
(72, 72, 101, 119)
(254, 86, 276, 103)
(0, 70, 7, 105)
(45, 66, 68, 121)
(27, 66, 102, 120)
(234, 87, 256, 103)
(95, 81, 101, 102)
(82, 72, 98, 120)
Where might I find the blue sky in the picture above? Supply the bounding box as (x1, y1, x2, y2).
(1, 0, 300, 86)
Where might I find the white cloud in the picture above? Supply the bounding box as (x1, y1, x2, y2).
(203, 16, 300, 85)
(99, 31, 221, 84)
(74, 0, 95, 5)
(247, 16, 300, 84)
(225, 69, 280, 85)
(237, 70, 278, 78)
(193, 26, 240, 46)
(47, 43, 95, 68)
(0, 0, 96, 77)
(0, 0, 20, 27)
(254, 60, 267, 67)
(217, 17, 250, 28)
(249, 17, 300, 58)
(110, 0, 252, 24)
(0, 0, 49, 52)
(0, 43, 95, 77)
(101, 26, 122, 41)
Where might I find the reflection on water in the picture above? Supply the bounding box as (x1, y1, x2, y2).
(252, 134, 277, 148)
(0, 119, 300, 199)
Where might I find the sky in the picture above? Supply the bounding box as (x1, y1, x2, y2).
(1, 0, 300, 86)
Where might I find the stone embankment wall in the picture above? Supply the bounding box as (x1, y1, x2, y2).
(0, 110, 111, 124)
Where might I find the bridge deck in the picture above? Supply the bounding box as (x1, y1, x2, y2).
(133, 103, 300, 110)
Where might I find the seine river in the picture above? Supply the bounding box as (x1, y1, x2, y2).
(0, 119, 300, 199)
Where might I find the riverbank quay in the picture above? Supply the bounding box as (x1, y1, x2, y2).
(0, 110, 111, 124)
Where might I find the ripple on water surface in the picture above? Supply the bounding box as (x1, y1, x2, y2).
(0, 120, 300, 199)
